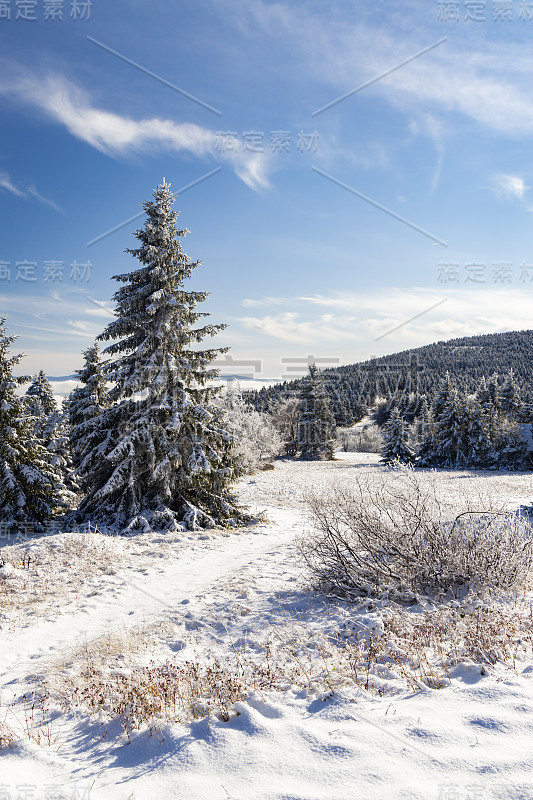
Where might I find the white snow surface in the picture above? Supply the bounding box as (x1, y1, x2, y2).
(1, 453, 533, 800)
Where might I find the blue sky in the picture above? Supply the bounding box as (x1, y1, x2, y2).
(1, 0, 533, 389)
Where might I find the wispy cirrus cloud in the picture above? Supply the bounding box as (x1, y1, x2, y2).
(0, 170, 63, 212)
(227, 0, 533, 137)
(0, 69, 271, 191)
(0, 171, 25, 197)
(241, 296, 294, 308)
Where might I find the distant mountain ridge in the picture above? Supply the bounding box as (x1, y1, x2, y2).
(333, 329, 533, 399)
(246, 329, 533, 424)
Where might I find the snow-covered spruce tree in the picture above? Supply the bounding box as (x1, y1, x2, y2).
(490, 417, 529, 470)
(499, 369, 523, 419)
(293, 364, 336, 460)
(380, 409, 415, 465)
(68, 343, 111, 490)
(486, 373, 501, 434)
(432, 388, 465, 467)
(24, 369, 56, 420)
(415, 407, 437, 465)
(41, 407, 79, 502)
(74, 181, 244, 533)
(22, 368, 74, 505)
(458, 395, 492, 468)
(431, 371, 454, 421)
(0, 318, 60, 530)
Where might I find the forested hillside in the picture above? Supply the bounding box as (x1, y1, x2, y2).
(246, 330, 533, 425)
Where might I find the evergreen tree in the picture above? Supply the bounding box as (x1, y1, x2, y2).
(415, 407, 437, 465)
(25, 369, 56, 418)
(476, 375, 497, 441)
(69, 344, 108, 430)
(74, 181, 243, 532)
(294, 364, 336, 460)
(68, 343, 110, 489)
(433, 389, 465, 467)
(490, 417, 529, 469)
(0, 318, 59, 530)
(432, 371, 454, 421)
(487, 372, 501, 413)
(499, 369, 522, 419)
(459, 396, 491, 468)
(476, 376, 491, 412)
(380, 409, 415, 465)
(41, 407, 79, 501)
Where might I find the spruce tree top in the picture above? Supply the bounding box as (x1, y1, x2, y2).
(99, 181, 227, 396)
(26, 369, 56, 415)
(0, 316, 28, 393)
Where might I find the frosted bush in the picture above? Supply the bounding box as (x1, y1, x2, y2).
(216, 390, 282, 473)
(299, 463, 533, 599)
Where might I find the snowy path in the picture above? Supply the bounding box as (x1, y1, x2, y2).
(0, 506, 298, 690)
(2, 456, 533, 800)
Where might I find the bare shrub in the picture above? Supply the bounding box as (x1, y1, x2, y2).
(299, 464, 533, 599)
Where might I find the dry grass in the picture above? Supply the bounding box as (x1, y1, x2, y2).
(48, 627, 302, 741)
(24, 594, 531, 746)
(0, 531, 124, 627)
(2, 595, 532, 750)
(383, 602, 533, 673)
(0, 691, 56, 750)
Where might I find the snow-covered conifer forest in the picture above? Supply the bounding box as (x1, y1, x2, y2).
(2, 184, 533, 799)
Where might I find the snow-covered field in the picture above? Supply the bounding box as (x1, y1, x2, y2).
(1, 453, 533, 800)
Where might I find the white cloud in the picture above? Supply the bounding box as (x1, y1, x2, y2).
(241, 296, 293, 308)
(0, 170, 62, 211)
(0, 171, 25, 197)
(0, 71, 271, 191)
(241, 311, 359, 344)
(493, 174, 529, 200)
(0, 290, 104, 345)
(408, 113, 445, 192)
(237, 287, 533, 353)
(230, 0, 533, 137)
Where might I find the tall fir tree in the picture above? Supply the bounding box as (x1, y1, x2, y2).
(25, 370, 57, 419)
(458, 395, 492, 468)
(0, 318, 60, 530)
(431, 371, 455, 421)
(491, 417, 529, 469)
(499, 369, 522, 419)
(415, 406, 437, 465)
(433, 388, 465, 467)
(68, 343, 111, 490)
(41, 407, 79, 501)
(293, 364, 336, 460)
(486, 373, 501, 422)
(74, 182, 243, 532)
(380, 409, 415, 465)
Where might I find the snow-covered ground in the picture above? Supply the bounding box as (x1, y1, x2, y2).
(1, 453, 533, 800)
